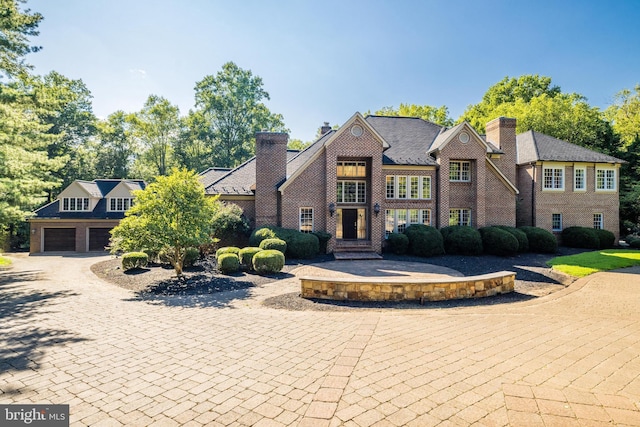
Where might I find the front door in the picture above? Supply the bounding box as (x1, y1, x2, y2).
(342, 209, 358, 239)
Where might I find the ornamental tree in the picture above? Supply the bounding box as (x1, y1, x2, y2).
(110, 168, 219, 275)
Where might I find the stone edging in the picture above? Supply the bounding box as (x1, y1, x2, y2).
(300, 271, 516, 302)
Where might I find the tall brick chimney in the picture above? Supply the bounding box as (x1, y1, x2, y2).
(255, 132, 288, 226)
(485, 117, 517, 184)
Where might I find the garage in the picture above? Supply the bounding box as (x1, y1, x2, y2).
(43, 228, 76, 252)
(88, 228, 112, 251)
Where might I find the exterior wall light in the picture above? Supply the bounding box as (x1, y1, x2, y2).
(328, 202, 336, 217)
(373, 202, 381, 216)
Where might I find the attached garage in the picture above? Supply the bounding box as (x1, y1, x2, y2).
(88, 228, 112, 251)
(43, 228, 76, 252)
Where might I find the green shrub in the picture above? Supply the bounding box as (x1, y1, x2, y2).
(142, 248, 159, 263)
(217, 253, 240, 274)
(252, 249, 285, 274)
(439, 226, 483, 255)
(387, 232, 409, 254)
(211, 203, 250, 247)
(518, 226, 558, 253)
(122, 252, 148, 271)
(251, 226, 319, 258)
(630, 238, 640, 249)
(239, 247, 263, 270)
(594, 229, 615, 249)
(288, 233, 319, 259)
(259, 238, 287, 254)
(562, 227, 600, 249)
(404, 224, 444, 257)
(215, 246, 241, 260)
(312, 231, 332, 254)
(495, 225, 529, 252)
(479, 227, 519, 257)
(159, 246, 200, 267)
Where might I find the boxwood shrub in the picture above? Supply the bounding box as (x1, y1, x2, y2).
(387, 232, 409, 254)
(259, 238, 287, 254)
(250, 226, 319, 259)
(217, 253, 240, 274)
(594, 229, 615, 249)
(495, 225, 529, 252)
(479, 227, 519, 257)
(439, 226, 483, 255)
(312, 231, 332, 254)
(404, 224, 444, 257)
(561, 226, 600, 249)
(252, 249, 285, 274)
(630, 239, 640, 249)
(238, 247, 263, 270)
(215, 246, 241, 260)
(122, 252, 148, 271)
(518, 226, 558, 253)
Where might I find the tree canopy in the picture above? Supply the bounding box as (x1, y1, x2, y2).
(372, 103, 453, 126)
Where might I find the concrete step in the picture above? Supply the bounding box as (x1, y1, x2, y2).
(333, 251, 383, 260)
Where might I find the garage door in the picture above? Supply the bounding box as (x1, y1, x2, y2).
(43, 228, 76, 252)
(89, 228, 112, 251)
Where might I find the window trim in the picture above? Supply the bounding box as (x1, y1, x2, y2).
(593, 213, 603, 230)
(107, 197, 133, 212)
(385, 175, 432, 200)
(574, 167, 586, 191)
(595, 167, 616, 192)
(449, 208, 471, 226)
(299, 207, 314, 233)
(385, 208, 432, 238)
(543, 165, 565, 191)
(61, 197, 90, 212)
(449, 161, 471, 182)
(552, 213, 563, 232)
(336, 180, 366, 204)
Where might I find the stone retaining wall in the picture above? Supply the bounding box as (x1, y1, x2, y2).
(300, 271, 516, 302)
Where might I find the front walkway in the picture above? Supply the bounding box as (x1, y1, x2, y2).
(1, 254, 639, 426)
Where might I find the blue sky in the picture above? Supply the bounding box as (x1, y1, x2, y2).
(27, 0, 640, 143)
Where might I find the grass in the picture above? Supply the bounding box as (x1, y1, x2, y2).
(0, 255, 12, 267)
(547, 249, 640, 277)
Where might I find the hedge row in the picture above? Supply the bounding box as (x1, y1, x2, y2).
(215, 245, 285, 275)
(562, 226, 615, 249)
(249, 226, 324, 259)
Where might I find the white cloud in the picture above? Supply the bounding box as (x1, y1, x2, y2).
(129, 68, 147, 78)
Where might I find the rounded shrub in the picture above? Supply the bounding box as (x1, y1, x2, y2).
(217, 253, 240, 274)
(495, 225, 529, 252)
(439, 226, 483, 255)
(629, 238, 640, 249)
(288, 233, 319, 259)
(259, 238, 287, 254)
(594, 229, 615, 249)
(479, 227, 519, 257)
(215, 246, 241, 260)
(518, 226, 558, 253)
(252, 249, 285, 274)
(404, 224, 444, 257)
(387, 232, 409, 254)
(562, 226, 600, 249)
(312, 231, 332, 254)
(249, 227, 277, 247)
(122, 252, 148, 271)
(238, 247, 263, 270)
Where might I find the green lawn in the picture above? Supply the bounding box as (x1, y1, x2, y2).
(547, 249, 640, 277)
(0, 256, 12, 267)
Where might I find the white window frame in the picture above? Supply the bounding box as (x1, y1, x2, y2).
(543, 165, 565, 191)
(336, 181, 366, 204)
(574, 167, 586, 191)
(593, 213, 603, 230)
(449, 161, 471, 182)
(385, 175, 432, 200)
(385, 176, 395, 199)
(299, 207, 314, 233)
(421, 176, 431, 199)
(108, 197, 133, 212)
(449, 208, 471, 226)
(552, 213, 562, 231)
(409, 176, 419, 199)
(61, 197, 90, 212)
(595, 167, 616, 191)
(385, 209, 432, 238)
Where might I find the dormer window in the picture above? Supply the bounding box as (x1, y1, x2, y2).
(109, 198, 133, 212)
(62, 197, 90, 211)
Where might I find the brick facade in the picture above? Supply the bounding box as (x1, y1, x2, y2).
(29, 219, 121, 253)
(255, 132, 288, 227)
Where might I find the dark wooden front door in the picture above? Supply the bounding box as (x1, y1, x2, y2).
(342, 209, 358, 240)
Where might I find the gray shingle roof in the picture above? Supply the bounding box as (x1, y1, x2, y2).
(199, 167, 233, 188)
(517, 131, 624, 164)
(365, 116, 439, 165)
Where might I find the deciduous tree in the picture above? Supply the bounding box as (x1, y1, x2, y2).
(373, 104, 453, 126)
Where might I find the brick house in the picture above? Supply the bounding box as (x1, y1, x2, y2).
(201, 113, 624, 254)
(29, 179, 145, 253)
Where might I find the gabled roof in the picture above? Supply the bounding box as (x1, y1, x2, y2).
(199, 167, 233, 189)
(365, 116, 439, 166)
(427, 121, 498, 155)
(516, 131, 624, 164)
(74, 181, 102, 198)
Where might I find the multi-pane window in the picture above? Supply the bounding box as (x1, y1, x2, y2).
(552, 213, 562, 231)
(336, 181, 366, 203)
(108, 198, 133, 212)
(574, 168, 586, 191)
(596, 168, 616, 191)
(337, 161, 366, 177)
(300, 208, 313, 233)
(385, 175, 431, 199)
(449, 209, 471, 226)
(385, 209, 431, 237)
(62, 197, 90, 211)
(543, 166, 564, 190)
(449, 161, 471, 182)
(593, 213, 603, 229)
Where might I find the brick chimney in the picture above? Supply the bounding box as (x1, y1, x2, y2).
(485, 117, 517, 184)
(320, 122, 331, 135)
(255, 132, 288, 226)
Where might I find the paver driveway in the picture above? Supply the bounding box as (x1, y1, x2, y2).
(1, 253, 640, 426)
